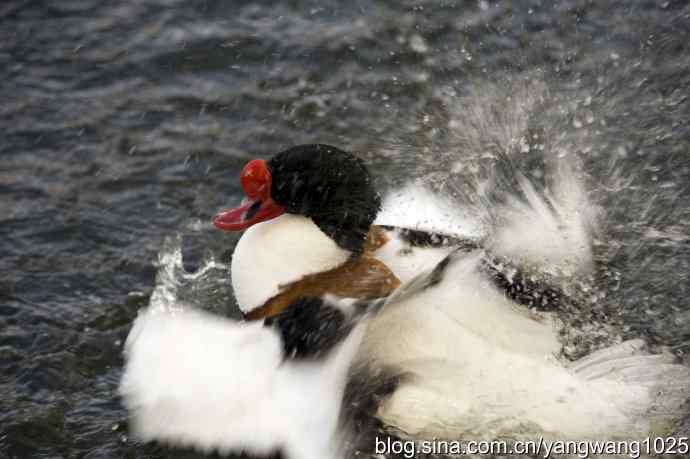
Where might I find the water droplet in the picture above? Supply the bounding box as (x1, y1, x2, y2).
(409, 34, 428, 54)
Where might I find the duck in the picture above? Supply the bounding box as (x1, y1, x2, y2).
(120, 294, 379, 459)
(120, 144, 690, 459)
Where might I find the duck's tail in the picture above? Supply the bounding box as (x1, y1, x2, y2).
(569, 339, 690, 438)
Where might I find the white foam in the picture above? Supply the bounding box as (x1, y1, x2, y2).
(489, 165, 597, 276)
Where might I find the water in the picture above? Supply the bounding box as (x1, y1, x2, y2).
(1, 0, 688, 457)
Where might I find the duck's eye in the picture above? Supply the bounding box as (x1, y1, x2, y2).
(241, 159, 272, 201)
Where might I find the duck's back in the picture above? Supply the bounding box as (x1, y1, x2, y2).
(355, 179, 690, 442)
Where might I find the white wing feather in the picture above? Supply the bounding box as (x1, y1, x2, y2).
(120, 306, 361, 459)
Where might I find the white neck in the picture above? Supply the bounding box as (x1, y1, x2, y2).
(231, 214, 351, 314)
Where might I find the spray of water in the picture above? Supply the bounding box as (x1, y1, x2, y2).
(148, 235, 232, 315)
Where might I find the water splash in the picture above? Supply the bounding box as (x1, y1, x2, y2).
(365, 76, 645, 360)
(148, 234, 234, 316)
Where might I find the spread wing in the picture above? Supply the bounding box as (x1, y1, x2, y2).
(120, 306, 352, 459)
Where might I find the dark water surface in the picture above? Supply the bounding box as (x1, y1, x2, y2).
(2, 1, 689, 458)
